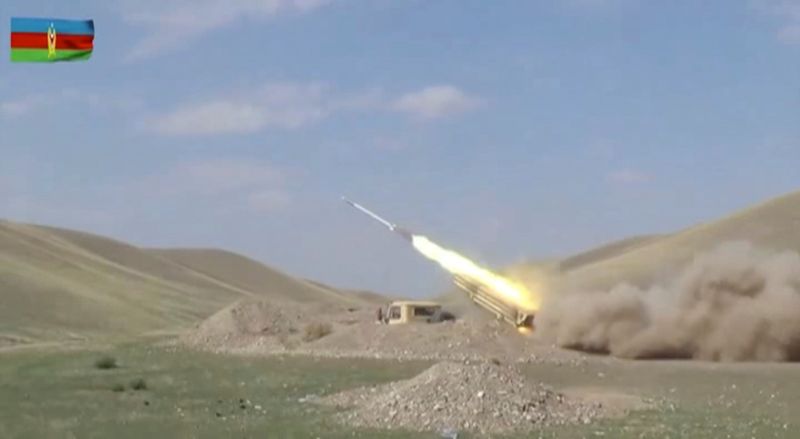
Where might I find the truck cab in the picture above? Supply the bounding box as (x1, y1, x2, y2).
(384, 301, 452, 324)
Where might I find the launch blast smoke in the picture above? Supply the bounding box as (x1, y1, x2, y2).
(537, 242, 800, 361)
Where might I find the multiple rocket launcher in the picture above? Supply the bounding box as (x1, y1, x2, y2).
(342, 197, 536, 330)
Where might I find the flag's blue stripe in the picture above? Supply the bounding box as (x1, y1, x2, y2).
(10, 18, 94, 35)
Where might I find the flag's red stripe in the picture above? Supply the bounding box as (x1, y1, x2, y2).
(10, 32, 93, 50)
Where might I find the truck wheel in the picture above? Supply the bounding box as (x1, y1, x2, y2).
(430, 310, 455, 323)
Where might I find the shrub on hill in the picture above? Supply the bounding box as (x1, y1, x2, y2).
(130, 378, 148, 391)
(302, 322, 333, 342)
(94, 356, 118, 369)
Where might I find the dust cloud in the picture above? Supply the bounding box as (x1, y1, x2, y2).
(536, 242, 800, 361)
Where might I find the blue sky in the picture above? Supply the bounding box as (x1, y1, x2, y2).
(1, 0, 799, 297)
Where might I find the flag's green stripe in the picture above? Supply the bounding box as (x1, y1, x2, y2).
(10, 48, 92, 62)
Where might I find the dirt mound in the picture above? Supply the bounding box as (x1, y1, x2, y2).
(184, 299, 369, 352)
(184, 299, 582, 363)
(318, 361, 606, 435)
(306, 317, 533, 361)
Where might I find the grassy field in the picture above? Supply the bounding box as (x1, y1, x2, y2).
(524, 358, 800, 438)
(0, 344, 434, 439)
(1, 343, 798, 439)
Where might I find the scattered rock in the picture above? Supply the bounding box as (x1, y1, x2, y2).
(317, 361, 605, 435)
(182, 300, 585, 365)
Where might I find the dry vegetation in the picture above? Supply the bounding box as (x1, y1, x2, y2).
(302, 322, 333, 342)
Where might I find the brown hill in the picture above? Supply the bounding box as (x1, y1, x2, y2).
(0, 221, 377, 344)
(148, 248, 365, 305)
(438, 190, 800, 311)
(558, 235, 663, 271)
(560, 190, 800, 290)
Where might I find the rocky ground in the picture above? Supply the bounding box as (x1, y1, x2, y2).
(183, 299, 587, 365)
(315, 360, 610, 436)
(180, 299, 648, 435)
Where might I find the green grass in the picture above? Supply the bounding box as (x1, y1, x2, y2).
(129, 378, 147, 391)
(0, 344, 436, 439)
(94, 356, 118, 369)
(519, 359, 800, 439)
(1, 344, 799, 438)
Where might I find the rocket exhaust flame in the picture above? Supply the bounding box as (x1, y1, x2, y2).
(410, 236, 540, 313)
(342, 196, 540, 327)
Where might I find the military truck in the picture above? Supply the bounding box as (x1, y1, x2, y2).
(382, 301, 455, 324)
(452, 274, 535, 329)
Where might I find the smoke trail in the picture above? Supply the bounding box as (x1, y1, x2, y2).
(536, 242, 800, 361)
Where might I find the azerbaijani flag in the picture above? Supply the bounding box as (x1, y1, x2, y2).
(10, 17, 94, 62)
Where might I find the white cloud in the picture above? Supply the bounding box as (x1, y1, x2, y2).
(0, 95, 47, 117)
(392, 85, 481, 120)
(150, 82, 479, 136)
(150, 82, 381, 136)
(60, 89, 144, 112)
(157, 159, 284, 194)
(754, 0, 800, 44)
(0, 89, 142, 118)
(123, 0, 334, 60)
(138, 158, 292, 213)
(154, 102, 268, 135)
(606, 169, 651, 184)
(247, 190, 290, 212)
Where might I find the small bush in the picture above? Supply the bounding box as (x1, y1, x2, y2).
(130, 378, 148, 391)
(94, 356, 118, 370)
(111, 383, 125, 392)
(302, 322, 333, 342)
(277, 332, 299, 350)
